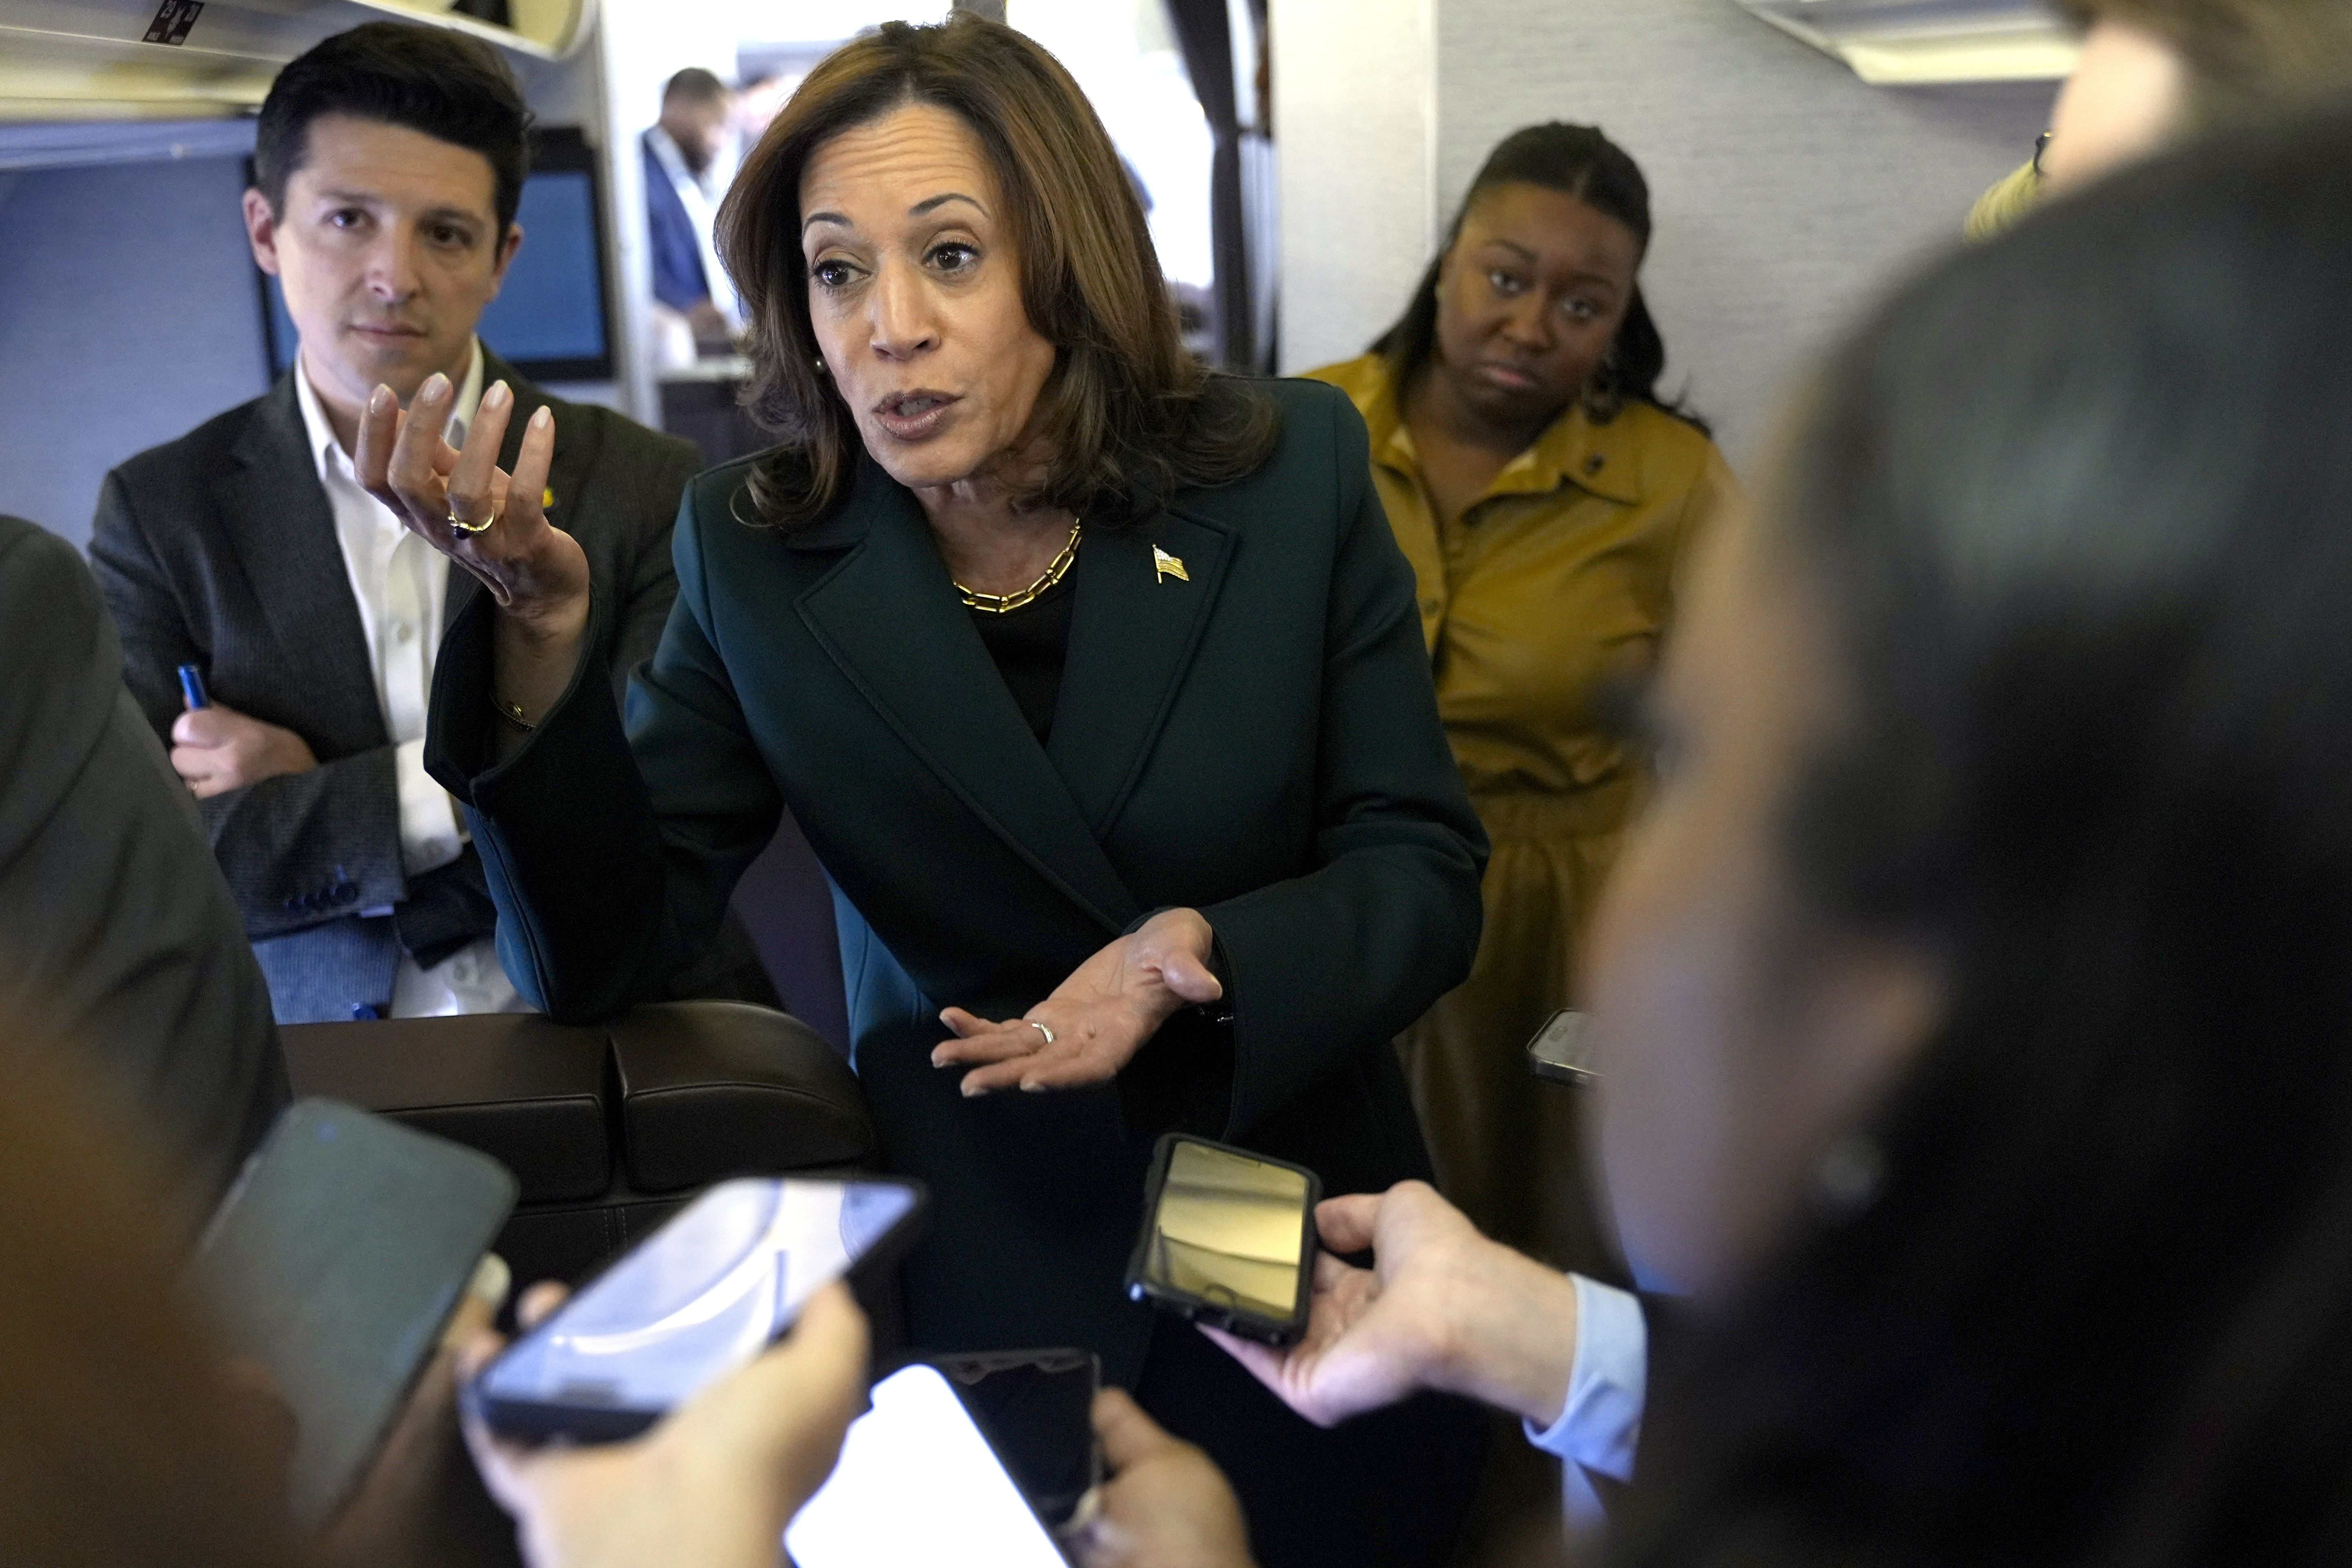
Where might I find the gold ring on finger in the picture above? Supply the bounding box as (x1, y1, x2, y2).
(448, 501, 501, 535)
(1028, 1020, 1055, 1046)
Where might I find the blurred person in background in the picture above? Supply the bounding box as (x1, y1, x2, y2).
(1965, 0, 2352, 236)
(364, 15, 1490, 1565)
(1074, 102, 2352, 1568)
(732, 70, 794, 154)
(1305, 124, 1736, 1286)
(644, 66, 744, 357)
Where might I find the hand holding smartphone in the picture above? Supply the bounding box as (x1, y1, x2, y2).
(1124, 1134, 1321, 1346)
(786, 1362, 1072, 1568)
(937, 1348, 1103, 1529)
(467, 1175, 925, 1443)
(1525, 1009, 1597, 1086)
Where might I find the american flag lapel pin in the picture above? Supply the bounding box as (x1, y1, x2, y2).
(1152, 545, 1189, 583)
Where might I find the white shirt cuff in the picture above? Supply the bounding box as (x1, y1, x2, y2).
(395, 737, 464, 877)
(1525, 1274, 1647, 1526)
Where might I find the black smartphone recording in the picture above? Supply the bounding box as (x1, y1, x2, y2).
(1123, 1134, 1320, 1346)
(188, 1099, 518, 1530)
(936, 1348, 1103, 1528)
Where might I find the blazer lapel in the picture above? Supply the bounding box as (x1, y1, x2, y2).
(793, 460, 1141, 935)
(1048, 504, 1233, 836)
(217, 375, 385, 743)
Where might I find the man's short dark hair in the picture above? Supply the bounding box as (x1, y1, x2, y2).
(662, 68, 732, 108)
(253, 22, 533, 237)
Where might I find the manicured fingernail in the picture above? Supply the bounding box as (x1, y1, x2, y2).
(421, 372, 450, 399)
(483, 380, 511, 409)
(529, 406, 551, 430)
(930, 1050, 949, 1068)
(368, 384, 395, 414)
(962, 1079, 985, 1098)
(1020, 1079, 1043, 1093)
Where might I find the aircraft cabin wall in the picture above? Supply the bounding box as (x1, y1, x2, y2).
(1275, 0, 2054, 465)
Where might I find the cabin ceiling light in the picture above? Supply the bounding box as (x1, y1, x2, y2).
(1732, 0, 2081, 85)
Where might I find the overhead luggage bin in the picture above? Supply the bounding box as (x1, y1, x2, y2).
(0, 0, 592, 120)
(1733, 0, 2081, 85)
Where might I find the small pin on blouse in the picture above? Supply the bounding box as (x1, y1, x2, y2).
(1153, 545, 1189, 583)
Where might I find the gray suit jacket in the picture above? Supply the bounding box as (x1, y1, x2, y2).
(0, 516, 288, 1218)
(88, 351, 699, 1023)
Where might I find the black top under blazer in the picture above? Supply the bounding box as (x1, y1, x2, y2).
(428, 377, 1489, 1377)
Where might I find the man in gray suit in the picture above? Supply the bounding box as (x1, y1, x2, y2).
(0, 515, 287, 1218)
(91, 23, 732, 1024)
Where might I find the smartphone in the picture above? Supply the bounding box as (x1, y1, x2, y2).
(935, 1348, 1102, 1529)
(1123, 1134, 1320, 1346)
(785, 1362, 1068, 1568)
(188, 1099, 518, 1530)
(469, 1175, 925, 1442)
(1526, 1009, 1598, 1086)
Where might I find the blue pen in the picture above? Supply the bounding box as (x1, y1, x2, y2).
(176, 663, 210, 710)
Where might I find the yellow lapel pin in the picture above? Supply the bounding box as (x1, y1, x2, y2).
(1152, 545, 1189, 583)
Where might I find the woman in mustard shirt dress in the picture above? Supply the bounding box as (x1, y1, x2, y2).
(1310, 123, 1738, 1279)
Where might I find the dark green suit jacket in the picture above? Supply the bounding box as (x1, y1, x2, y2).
(430, 377, 1487, 1377)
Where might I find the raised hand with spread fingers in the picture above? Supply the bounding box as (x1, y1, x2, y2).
(351, 371, 591, 727)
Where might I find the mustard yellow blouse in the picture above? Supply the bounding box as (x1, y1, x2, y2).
(1306, 351, 1740, 805)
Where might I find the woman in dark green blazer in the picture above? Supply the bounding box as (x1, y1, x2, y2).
(369, 18, 1487, 1564)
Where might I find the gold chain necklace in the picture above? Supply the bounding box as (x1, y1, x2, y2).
(953, 521, 1082, 614)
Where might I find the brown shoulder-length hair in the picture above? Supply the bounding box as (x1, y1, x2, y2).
(717, 13, 1279, 531)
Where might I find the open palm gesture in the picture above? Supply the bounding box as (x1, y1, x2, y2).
(933, 908, 1224, 1095)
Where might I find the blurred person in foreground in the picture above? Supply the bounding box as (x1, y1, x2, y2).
(1304, 124, 1735, 1287)
(0, 1011, 305, 1568)
(1091, 104, 2352, 1564)
(1965, 0, 2352, 236)
(0, 515, 286, 1220)
(0, 993, 869, 1568)
(365, 14, 1489, 1564)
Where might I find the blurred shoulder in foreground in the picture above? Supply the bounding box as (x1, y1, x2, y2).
(0, 516, 287, 1229)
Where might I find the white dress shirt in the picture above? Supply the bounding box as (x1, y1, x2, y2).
(292, 341, 529, 1018)
(645, 123, 744, 329)
(1524, 1273, 1648, 1531)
